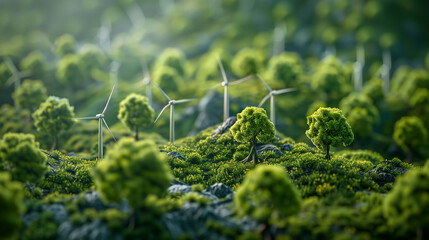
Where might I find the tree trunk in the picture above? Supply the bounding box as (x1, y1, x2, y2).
(258, 223, 273, 240)
(135, 127, 139, 141)
(417, 227, 423, 240)
(241, 139, 258, 164)
(50, 136, 57, 152)
(325, 144, 330, 160)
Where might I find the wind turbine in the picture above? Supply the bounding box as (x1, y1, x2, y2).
(273, 22, 287, 56)
(215, 56, 253, 122)
(141, 61, 153, 108)
(256, 74, 296, 129)
(74, 84, 117, 159)
(153, 82, 194, 145)
(4, 57, 30, 93)
(353, 45, 365, 92)
(97, 19, 112, 54)
(381, 50, 391, 93)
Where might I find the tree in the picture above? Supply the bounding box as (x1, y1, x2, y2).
(56, 55, 85, 88)
(393, 116, 427, 160)
(13, 80, 47, 112)
(0, 172, 24, 240)
(0, 133, 48, 183)
(118, 93, 154, 141)
(32, 96, 75, 151)
(93, 138, 172, 209)
(266, 52, 303, 87)
(362, 78, 384, 107)
(231, 48, 264, 77)
(153, 66, 182, 99)
(154, 48, 187, 77)
(234, 165, 301, 240)
(20, 50, 46, 78)
(306, 107, 354, 160)
(312, 65, 350, 105)
(230, 107, 275, 164)
(346, 107, 374, 140)
(55, 33, 75, 56)
(78, 44, 107, 74)
(410, 88, 429, 130)
(339, 93, 379, 123)
(384, 168, 429, 240)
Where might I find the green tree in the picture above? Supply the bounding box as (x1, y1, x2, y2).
(20, 50, 46, 78)
(339, 93, 379, 123)
(118, 93, 154, 141)
(93, 138, 172, 209)
(56, 55, 85, 87)
(153, 66, 182, 99)
(306, 107, 354, 160)
(32, 96, 75, 151)
(230, 107, 275, 164)
(410, 88, 429, 130)
(78, 44, 107, 74)
(266, 52, 303, 87)
(231, 48, 264, 77)
(312, 65, 350, 105)
(13, 80, 47, 112)
(234, 165, 301, 240)
(393, 116, 427, 160)
(346, 107, 374, 140)
(384, 168, 429, 240)
(0, 133, 47, 183)
(0, 172, 24, 240)
(55, 34, 75, 56)
(362, 78, 384, 107)
(154, 48, 187, 77)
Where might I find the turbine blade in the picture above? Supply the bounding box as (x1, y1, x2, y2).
(102, 84, 116, 115)
(4, 57, 17, 74)
(229, 75, 253, 86)
(103, 118, 116, 141)
(174, 98, 195, 104)
(152, 81, 171, 101)
(256, 74, 272, 92)
(73, 117, 98, 120)
(19, 71, 31, 79)
(211, 82, 223, 89)
(154, 104, 170, 123)
(217, 55, 228, 83)
(5, 76, 14, 86)
(258, 94, 270, 107)
(274, 88, 296, 95)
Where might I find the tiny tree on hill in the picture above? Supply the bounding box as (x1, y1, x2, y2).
(32, 96, 75, 151)
(20, 50, 46, 78)
(118, 93, 154, 141)
(154, 48, 187, 77)
(55, 34, 76, 56)
(13, 80, 47, 112)
(0, 133, 48, 183)
(235, 165, 301, 240)
(0, 172, 24, 240)
(384, 168, 429, 240)
(230, 107, 275, 164)
(393, 116, 427, 161)
(56, 55, 85, 88)
(231, 48, 264, 77)
(266, 52, 303, 87)
(93, 138, 172, 209)
(306, 107, 354, 160)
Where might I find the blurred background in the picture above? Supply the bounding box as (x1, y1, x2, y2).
(0, 0, 428, 161)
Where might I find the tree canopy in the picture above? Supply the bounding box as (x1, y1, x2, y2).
(13, 80, 47, 111)
(0, 172, 24, 240)
(393, 116, 427, 157)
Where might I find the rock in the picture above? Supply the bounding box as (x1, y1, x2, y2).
(43, 204, 68, 223)
(59, 219, 121, 240)
(167, 151, 186, 160)
(203, 183, 233, 199)
(190, 91, 223, 135)
(280, 144, 294, 151)
(256, 144, 283, 158)
(171, 178, 187, 186)
(211, 117, 237, 139)
(168, 184, 194, 195)
(367, 167, 396, 185)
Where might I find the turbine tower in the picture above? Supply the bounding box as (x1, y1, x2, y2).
(4, 57, 30, 93)
(256, 74, 296, 129)
(141, 61, 153, 108)
(381, 50, 391, 93)
(74, 84, 117, 159)
(353, 45, 365, 93)
(215, 56, 252, 122)
(153, 82, 194, 145)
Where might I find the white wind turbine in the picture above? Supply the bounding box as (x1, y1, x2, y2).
(74, 84, 117, 159)
(4, 57, 30, 93)
(141, 61, 153, 108)
(256, 74, 296, 130)
(353, 45, 365, 92)
(97, 19, 112, 54)
(214, 56, 253, 122)
(381, 50, 391, 93)
(273, 22, 287, 56)
(153, 82, 194, 145)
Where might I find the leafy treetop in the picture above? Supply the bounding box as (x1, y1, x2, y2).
(231, 48, 264, 77)
(393, 116, 427, 156)
(0, 172, 24, 240)
(13, 80, 47, 111)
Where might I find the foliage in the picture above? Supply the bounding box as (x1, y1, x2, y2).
(78, 44, 106, 73)
(0, 172, 24, 240)
(23, 211, 58, 240)
(13, 80, 47, 111)
(393, 116, 427, 155)
(154, 48, 187, 77)
(0, 133, 48, 183)
(55, 34, 75, 56)
(118, 93, 154, 140)
(339, 93, 379, 123)
(19, 50, 46, 78)
(153, 66, 183, 98)
(234, 165, 301, 224)
(384, 168, 429, 236)
(230, 107, 275, 164)
(362, 78, 384, 106)
(266, 52, 303, 87)
(306, 107, 354, 159)
(0, 104, 32, 137)
(231, 48, 264, 77)
(311, 63, 350, 105)
(56, 54, 85, 87)
(346, 107, 375, 138)
(32, 96, 75, 140)
(93, 138, 172, 209)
